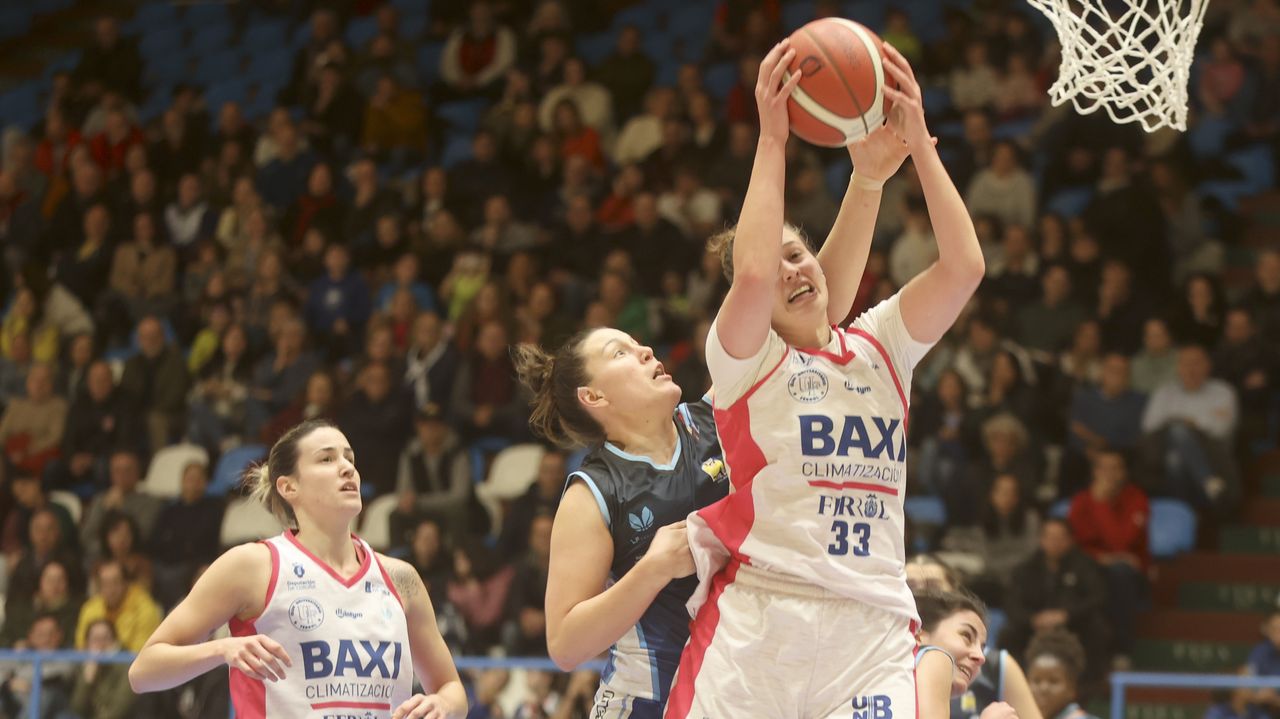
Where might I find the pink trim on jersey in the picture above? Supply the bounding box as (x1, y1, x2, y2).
(283, 530, 372, 588)
(845, 327, 910, 432)
(714, 350, 787, 492)
(806, 480, 900, 495)
(229, 540, 280, 633)
(373, 552, 405, 609)
(228, 619, 266, 719)
(664, 559, 742, 719)
(796, 325, 857, 366)
(312, 701, 393, 710)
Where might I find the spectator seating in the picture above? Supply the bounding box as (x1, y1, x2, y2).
(143, 443, 210, 499)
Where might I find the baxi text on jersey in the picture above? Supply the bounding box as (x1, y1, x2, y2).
(799, 415, 905, 461)
(301, 639, 404, 680)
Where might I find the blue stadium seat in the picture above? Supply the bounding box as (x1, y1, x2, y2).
(904, 496, 947, 526)
(204, 79, 250, 109)
(440, 133, 474, 169)
(139, 27, 185, 61)
(436, 99, 488, 132)
(826, 158, 853, 196)
(612, 3, 660, 33)
(1227, 145, 1276, 195)
(704, 62, 739, 100)
(40, 50, 80, 82)
(34, 0, 74, 17)
(124, 3, 177, 35)
(243, 21, 289, 52)
(346, 16, 379, 49)
(992, 117, 1036, 141)
(843, 0, 889, 30)
(1198, 179, 1252, 211)
(183, 3, 230, 30)
(669, 4, 717, 39)
(210, 444, 268, 497)
(782, 1, 817, 32)
(1049, 498, 1071, 518)
(191, 48, 243, 87)
(575, 32, 617, 67)
(400, 12, 428, 39)
(188, 24, 232, 56)
(1045, 187, 1094, 218)
(1148, 498, 1197, 559)
(643, 33, 673, 62)
(921, 84, 953, 115)
(655, 60, 681, 88)
(416, 42, 444, 84)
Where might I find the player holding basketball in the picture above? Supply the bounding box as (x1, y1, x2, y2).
(663, 38, 985, 719)
(513, 328, 728, 718)
(129, 420, 466, 719)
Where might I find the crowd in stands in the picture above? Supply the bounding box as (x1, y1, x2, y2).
(0, 0, 1278, 716)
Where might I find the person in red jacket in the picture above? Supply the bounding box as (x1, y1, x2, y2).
(1067, 448, 1149, 664)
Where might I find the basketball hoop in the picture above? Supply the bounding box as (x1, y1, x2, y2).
(1027, 0, 1210, 132)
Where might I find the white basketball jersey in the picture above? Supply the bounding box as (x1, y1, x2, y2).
(696, 294, 934, 621)
(229, 532, 413, 719)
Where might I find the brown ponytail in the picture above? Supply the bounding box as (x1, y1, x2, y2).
(512, 332, 604, 449)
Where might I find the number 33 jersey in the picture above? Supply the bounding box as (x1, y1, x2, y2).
(692, 294, 936, 622)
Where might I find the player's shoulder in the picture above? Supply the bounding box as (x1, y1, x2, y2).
(373, 553, 430, 608)
(218, 540, 275, 571)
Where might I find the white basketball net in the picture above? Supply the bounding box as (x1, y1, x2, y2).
(1027, 0, 1210, 132)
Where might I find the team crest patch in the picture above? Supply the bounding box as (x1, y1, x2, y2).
(288, 597, 324, 631)
(701, 457, 726, 481)
(788, 369, 829, 403)
(293, 563, 305, 578)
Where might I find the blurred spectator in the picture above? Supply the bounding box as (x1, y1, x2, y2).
(1, 472, 75, 558)
(257, 122, 317, 212)
(950, 40, 999, 113)
(615, 193, 688, 296)
(439, 0, 517, 100)
(551, 99, 606, 171)
(889, 197, 938, 288)
(499, 449, 566, 558)
(985, 223, 1040, 308)
(260, 369, 339, 446)
(0, 613, 74, 715)
(51, 360, 142, 491)
(1149, 161, 1216, 283)
(106, 213, 177, 337)
(882, 9, 924, 66)
(98, 511, 153, 592)
(1130, 317, 1178, 395)
(1139, 344, 1239, 510)
(539, 58, 613, 138)
(151, 108, 204, 190)
(149, 462, 222, 610)
(305, 243, 371, 358)
(953, 413, 1040, 525)
(1062, 352, 1146, 493)
(0, 363, 67, 476)
(447, 541, 515, 653)
(0, 330, 33, 406)
(56, 202, 113, 307)
(449, 320, 530, 444)
(658, 164, 723, 242)
(339, 362, 413, 495)
(1247, 611, 1280, 677)
(185, 324, 253, 454)
(164, 174, 217, 256)
(56, 332, 94, 400)
(248, 317, 320, 434)
(400, 518, 453, 602)
(88, 108, 142, 179)
(504, 513, 552, 656)
(1060, 319, 1104, 388)
(74, 560, 161, 652)
(69, 618, 137, 718)
(966, 142, 1036, 230)
(1172, 273, 1225, 348)
(1242, 248, 1280, 340)
(35, 107, 83, 179)
(472, 194, 539, 256)
(403, 310, 461, 414)
(595, 26, 655, 121)
(1016, 264, 1087, 355)
(1068, 449, 1149, 659)
(73, 17, 141, 101)
(119, 316, 189, 451)
(1199, 37, 1248, 117)
(303, 62, 363, 157)
(947, 472, 1041, 596)
(80, 450, 163, 562)
(0, 560, 79, 648)
(1026, 629, 1100, 719)
(994, 52, 1044, 119)
(1003, 518, 1111, 677)
(1084, 148, 1167, 284)
(11, 501, 85, 596)
(284, 163, 342, 249)
(282, 8, 342, 105)
(448, 130, 511, 228)
(396, 406, 473, 540)
(1214, 307, 1278, 446)
(358, 70, 431, 162)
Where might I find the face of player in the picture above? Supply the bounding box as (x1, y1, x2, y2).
(918, 610, 987, 696)
(1028, 655, 1076, 718)
(770, 228, 829, 342)
(579, 328, 681, 421)
(283, 426, 362, 525)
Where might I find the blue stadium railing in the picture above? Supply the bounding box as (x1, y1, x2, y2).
(1110, 672, 1280, 719)
(0, 649, 602, 719)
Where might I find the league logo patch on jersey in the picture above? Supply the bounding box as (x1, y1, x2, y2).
(627, 506, 655, 533)
(701, 457, 726, 481)
(288, 597, 325, 632)
(293, 563, 305, 578)
(788, 369, 829, 403)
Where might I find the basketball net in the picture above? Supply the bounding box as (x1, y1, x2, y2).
(1027, 0, 1210, 132)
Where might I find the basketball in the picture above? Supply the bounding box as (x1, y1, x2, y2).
(784, 18, 896, 147)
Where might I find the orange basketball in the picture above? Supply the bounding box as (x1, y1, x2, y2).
(785, 17, 896, 147)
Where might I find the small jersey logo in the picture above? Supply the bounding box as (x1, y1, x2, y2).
(844, 380, 871, 394)
(288, 597, 324, 632)
(627, 506, 655, 533)
(788, 369, 829, 403)
(701, 457, 726, 481)
(293, 563, 305, 578)
(852, 695, 893, 719)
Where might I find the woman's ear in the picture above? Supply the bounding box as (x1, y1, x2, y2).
(276, 473, 298, 503)
(577, 385, 606, 409)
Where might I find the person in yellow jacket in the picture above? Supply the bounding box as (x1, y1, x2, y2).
(75, 559, 161, 652)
